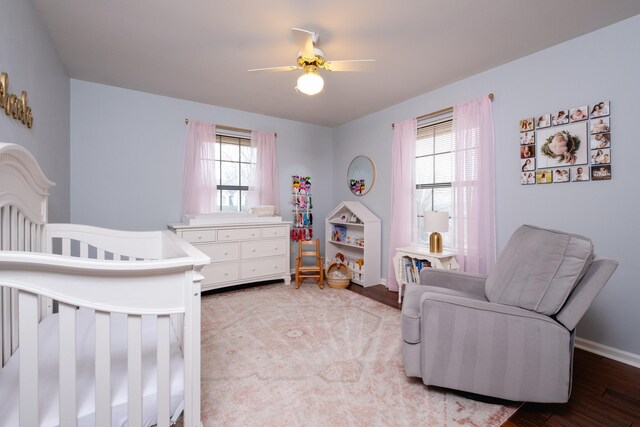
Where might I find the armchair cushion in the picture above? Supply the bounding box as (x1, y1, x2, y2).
(485, 225, 593, 315)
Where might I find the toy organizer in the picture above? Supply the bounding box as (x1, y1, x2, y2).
(291, 175, 313, 241)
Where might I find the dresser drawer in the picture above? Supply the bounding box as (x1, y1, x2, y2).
(218, 228, 261, 241)
(180, 229, 217, 244)
(240, 257, 286, 280)
(240, 239, 287, 259)
(198, 242, 239, 262)
(202, 262, 239, 285)
(262, 226, 288, 238)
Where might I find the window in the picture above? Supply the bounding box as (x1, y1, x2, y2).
(416, 119, 454, 246)
(212, 134, 254, 211)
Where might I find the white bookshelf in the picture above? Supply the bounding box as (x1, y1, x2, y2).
(325, 201, 381, 287)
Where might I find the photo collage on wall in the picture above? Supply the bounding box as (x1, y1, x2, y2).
(520, 101, 611, 185)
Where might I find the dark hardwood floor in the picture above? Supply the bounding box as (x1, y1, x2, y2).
(348, 284, 640, 426)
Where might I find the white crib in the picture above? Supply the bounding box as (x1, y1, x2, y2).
(0, 143, 209, 426)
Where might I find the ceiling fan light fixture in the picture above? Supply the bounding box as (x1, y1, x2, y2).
(296, 69, 324, 95)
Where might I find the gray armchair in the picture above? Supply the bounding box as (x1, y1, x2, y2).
(401, 225, 618, 403)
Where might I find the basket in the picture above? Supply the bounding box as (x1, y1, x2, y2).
(326, 262, 352, 289)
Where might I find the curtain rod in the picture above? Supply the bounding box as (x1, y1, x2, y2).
(184, 119, 277, 137)
(392, 93, 494, 128)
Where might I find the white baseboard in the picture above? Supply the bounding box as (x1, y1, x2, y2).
(575, 337, 640, 369)
(380, 278, 386, 286)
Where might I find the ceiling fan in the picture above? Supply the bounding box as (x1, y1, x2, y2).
(248, 28, 375, 96)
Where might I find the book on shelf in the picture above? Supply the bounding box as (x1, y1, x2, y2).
(332, 225, 347, 242)
(402, 256, 432, 284)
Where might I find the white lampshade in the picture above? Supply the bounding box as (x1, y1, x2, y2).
(424, 211, 449, 232)
(296, 70, 324, 95)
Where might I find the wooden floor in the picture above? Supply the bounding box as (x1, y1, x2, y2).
(348, 284, 640, 426)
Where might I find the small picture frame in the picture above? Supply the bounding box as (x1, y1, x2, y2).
(571, 166, 590, 182)
(590, 101, 609, 118)
(520, 144, 535, 159)
(590, 117, 610, 134)
(591, 148, 611, 165)
(339, 213, 348, 222)
(552, 168, 570, 183)
(569, 106, 588, 122)
(591, 165, 611, 181)
(521, 158, 535, 172)
(521, 171, 536, 185)
(536, 114, 551, 129)
(590, 132, 610, 149)
(519, 118, 534, 132)
(348, 214, 358, 223)
(520, 131, 535, 145)
(536, 170, 552, 184)
(551, 110, 569, 126)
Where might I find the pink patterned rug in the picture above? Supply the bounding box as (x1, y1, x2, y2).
(200, 283, 518, 426)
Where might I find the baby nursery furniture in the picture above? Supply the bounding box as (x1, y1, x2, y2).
(0, 143, 209, 426)
(170, 214, 291, 291)
(401, 224, 618, 403)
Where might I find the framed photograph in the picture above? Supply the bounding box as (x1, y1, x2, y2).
(520, 144, 535, 159)
(551, 110, 569, 126)
(590, 101, 610, 118)
(590, 117, 610, 134)
(521, 172, 536, 185)
(348, 214, 358, 223)
(591, 165, 611, 181)
(519, 118, 534, 132)
(339, 213, 348, 222)
(569, 106, 589, 122)
(536, 114, 551, 129)
(536, 122, 588, 168)
(552, 168, 570, 183)
(571, 166, 590, 182)
(536, 170, 552, 184)
(521, 157, 535, 172)
(591, 148, 611, 165)
(520, 131, 535, 145)
(590, 132, 610, 149)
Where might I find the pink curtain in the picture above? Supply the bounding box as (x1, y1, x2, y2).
(452, 95, 496, 274)
(387, 118, 417, 291)
(181, 120, 217, 217)
(247, 131, 280, 211)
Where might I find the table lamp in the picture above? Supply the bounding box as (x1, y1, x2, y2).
(424, 211, 449, 253)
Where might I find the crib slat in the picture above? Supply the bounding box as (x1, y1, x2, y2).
(17, 212, 24, 251)
(95, 311, 111, 427)
(24, 219, 31, 251)
(59, 303, 77, 427)
(96, 248, 106, 260)
(10, 289, 18, 353)
(1, 287, 9, 365)
(128, 315, 143, 427)
(18, 291, 39, 427)
(157, 315, 171, 427)
(62, 238, 71, 257)
(80, 241, 89, 259)
(10, 206, 18, 250)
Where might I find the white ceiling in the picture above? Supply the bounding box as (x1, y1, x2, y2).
(34, 0, 640, 128)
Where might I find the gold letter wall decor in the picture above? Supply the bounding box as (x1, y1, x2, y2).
(0, 72, 34, 128)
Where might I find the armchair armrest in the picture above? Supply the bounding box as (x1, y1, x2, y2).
(419, 268, 487, 298)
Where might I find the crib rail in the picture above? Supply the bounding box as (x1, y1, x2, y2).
(0, 252, 205, 427)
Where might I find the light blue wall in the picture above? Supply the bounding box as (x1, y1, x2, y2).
(333, 15, 640, 354)
(70, 80, 334, 261)
(0, 0, 70, 222)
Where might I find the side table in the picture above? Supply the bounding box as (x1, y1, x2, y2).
(393, 245, 459, 303)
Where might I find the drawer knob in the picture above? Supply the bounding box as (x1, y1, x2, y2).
(225, 234, 230, 238)
(197, 236, 202, 240)
(224, 252, 228, 255)
(251, 268, 256, 272)
(224, 273, 228, 276)
(252, 249, 256, 252)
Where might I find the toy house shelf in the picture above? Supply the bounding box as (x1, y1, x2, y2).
(325, 201, 381, 287)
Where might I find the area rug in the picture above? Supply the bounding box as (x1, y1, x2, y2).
(200, 283, 519, 426)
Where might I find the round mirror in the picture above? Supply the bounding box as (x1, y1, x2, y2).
(347, 155, 376, 196)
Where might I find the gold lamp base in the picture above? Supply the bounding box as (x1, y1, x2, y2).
(429, 232, 443, 253)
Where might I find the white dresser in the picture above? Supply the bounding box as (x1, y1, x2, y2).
(169, 220, 291, 291)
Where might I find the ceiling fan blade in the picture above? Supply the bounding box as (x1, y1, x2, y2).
(248, 65, 300, 72)
(291, 27, 316, 59)
(323, 59, 376, 72)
